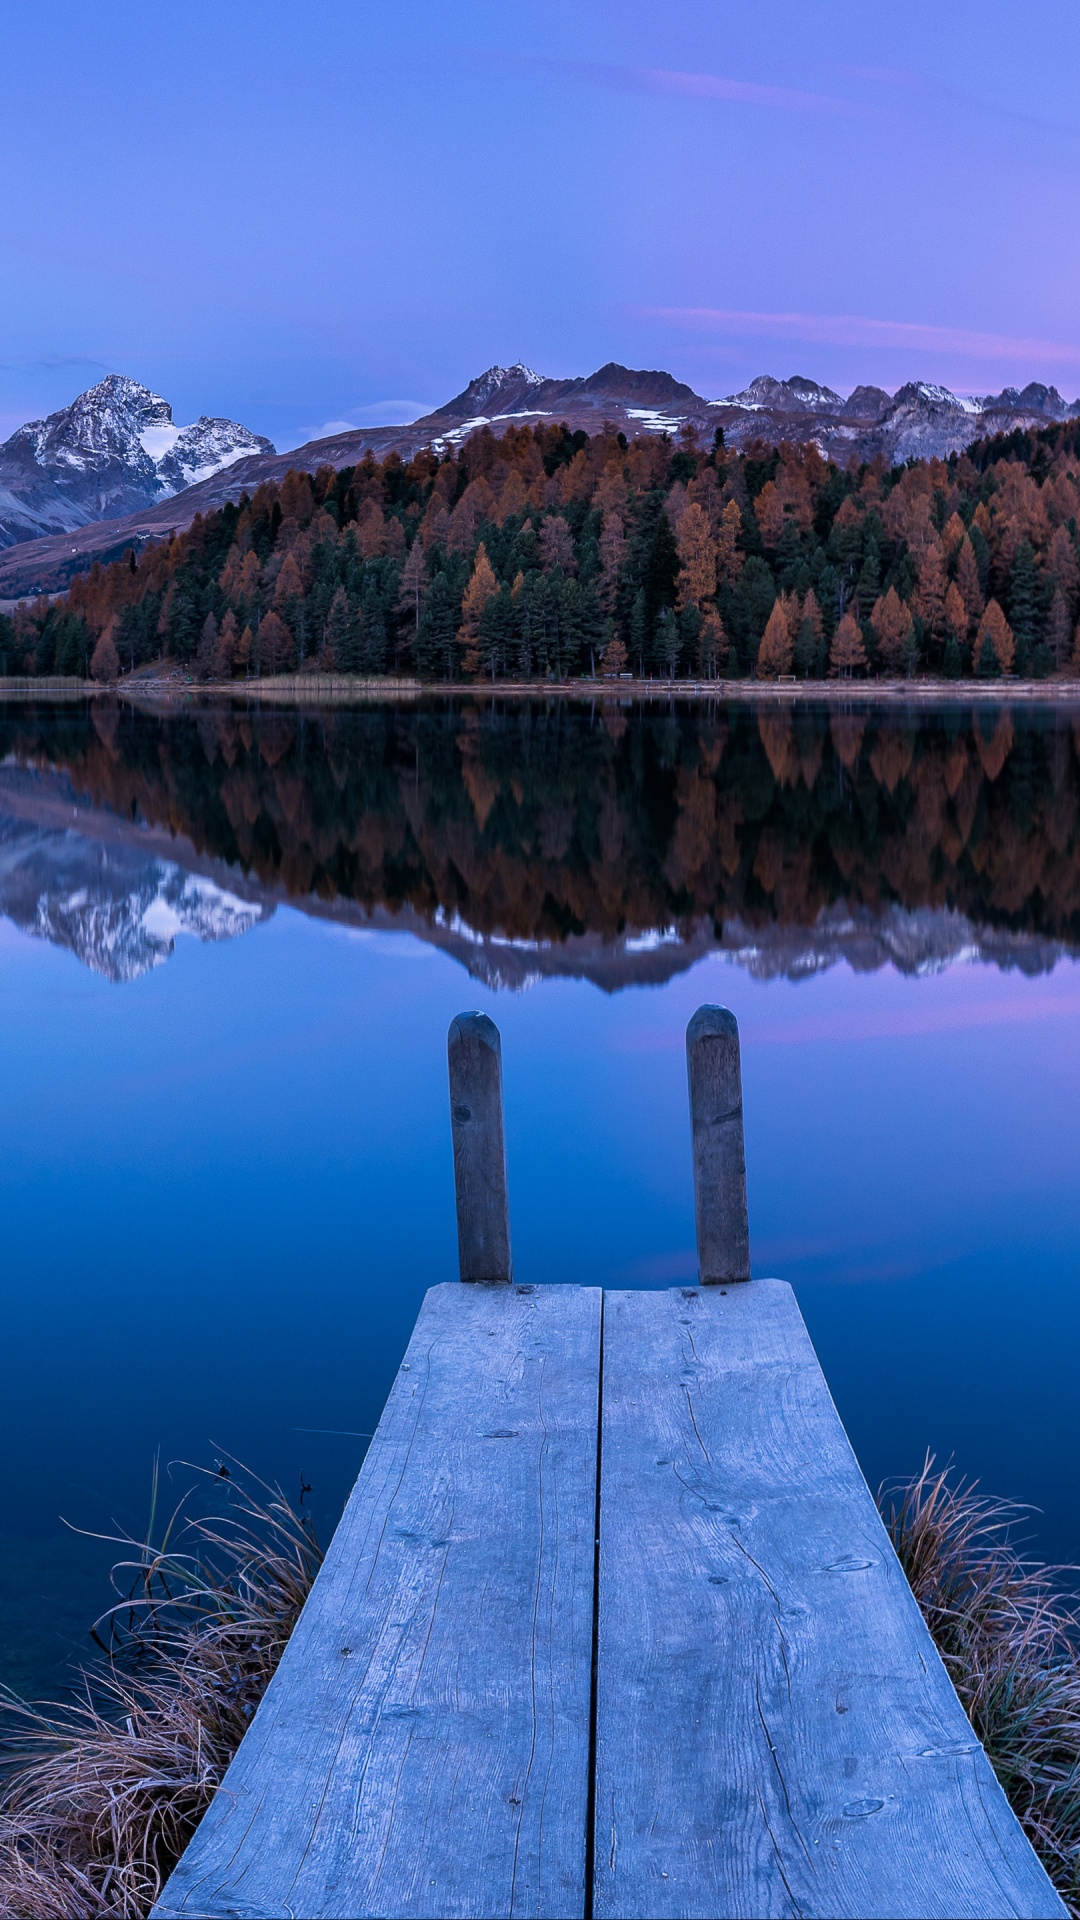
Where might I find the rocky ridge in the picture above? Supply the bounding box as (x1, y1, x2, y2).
(1, 361, 1077, 599)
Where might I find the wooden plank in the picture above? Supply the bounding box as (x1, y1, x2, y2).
(153, 1282, 601, 1920)
(448, 1011, 513, 1284)
(686, 1005, 750, 1283)
(593, 1282, 1065, 1920)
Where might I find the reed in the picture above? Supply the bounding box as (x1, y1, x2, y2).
(3, 1456, 1078, 1917)
(883, 1457, 1080, 1915)
(0, 1460, 321, 1919)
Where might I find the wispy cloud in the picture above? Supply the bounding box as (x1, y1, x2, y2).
(282, 399, 435, 452)
(745, 993, 1080, 1048)
(530, 58, 861, 119)
(642, 305, 1080, 368)
(0, 355, 109, 372)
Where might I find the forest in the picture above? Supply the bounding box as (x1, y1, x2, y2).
(1, 414, 1079, 684)
(5, 700, 1080, 952)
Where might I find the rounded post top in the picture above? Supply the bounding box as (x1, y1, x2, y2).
(448, 1011, 502, 1051)
(686, 1004, 740, 1047)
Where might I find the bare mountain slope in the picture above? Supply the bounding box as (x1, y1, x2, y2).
(1, 362, 1076, 599)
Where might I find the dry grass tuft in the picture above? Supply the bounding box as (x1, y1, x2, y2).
(5, 1453, 1077, 1916)
(0, 1461, 321, 1919)
(883, 1456, 1080, 1914)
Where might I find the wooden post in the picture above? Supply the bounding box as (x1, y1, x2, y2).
(686, 1005, 751, 1283)
(447, 1012, 513, 1284)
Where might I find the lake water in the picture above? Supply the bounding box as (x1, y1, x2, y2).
(2, 694, 1079, 1702)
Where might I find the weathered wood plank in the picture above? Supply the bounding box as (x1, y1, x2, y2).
(686, 1005, 750, 1284)
(448, 1012, 513, 1284)
(593, 1282, 1065, 1919)
(153, 1282, 601, 1920)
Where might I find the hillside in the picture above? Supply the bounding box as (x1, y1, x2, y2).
(2, 406, 1079, 685)
(1, 361, 1076, 600)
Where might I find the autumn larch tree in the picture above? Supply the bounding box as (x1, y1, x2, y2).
(715, 499, 743, 584)
(214, 609, 239, 678)
(944, 582, 968, 647)
(460, 544, 499, 677)
(756, 599, 793, 679)
(195, 612, 218, 680)
(871, 587, 913, 676)
(830, 610, 866, 678)
(697, 606, 727, 679)
(977, 600, 1015, 677)
(256, 610, 295, 676)
(90, 624, 121, 682)
(538, 516, 577, 574)
(597, 512, 626, 614)
(675, 503, 717, 611)
(601, 633, 628, 676)
(915, 541, 947, 647)
(956, 537, 984, 632)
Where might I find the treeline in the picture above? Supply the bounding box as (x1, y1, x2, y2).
(2, 414, 1080, 683)
(6, 701, 1080, 947)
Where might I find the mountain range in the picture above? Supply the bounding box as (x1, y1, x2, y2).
(1, 361, 1077, 600)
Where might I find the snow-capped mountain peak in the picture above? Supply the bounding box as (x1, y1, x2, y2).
(717, 373, 845, 413)
(471, 362, 543, 399)
(0, 375, 274, 550)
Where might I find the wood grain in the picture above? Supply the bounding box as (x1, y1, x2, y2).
(685, 1006, 750, 1284)
(152, 1282, 600, 1919)
(448, 1013, 513, 1285)
(593, 1281, 1065, 1919)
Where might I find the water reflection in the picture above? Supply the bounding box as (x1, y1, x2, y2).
(1, 696, 1077, 987)
(2, 696, 1079, 1704)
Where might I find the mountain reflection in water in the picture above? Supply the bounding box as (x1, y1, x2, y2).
(0, 696, 1077, 986)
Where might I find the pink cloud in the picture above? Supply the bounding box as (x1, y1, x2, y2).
(611, 991, 1080, 1056)
(746, 994, 1080, 1048)
(626, 67, 855, 117)
(530, 58, 859, 119)
(642, 305, 1080, 369)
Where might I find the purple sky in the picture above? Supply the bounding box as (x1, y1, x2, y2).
(3, 0, 1079, 448)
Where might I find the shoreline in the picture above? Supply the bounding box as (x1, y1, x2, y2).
(3, 671, 1080, 707)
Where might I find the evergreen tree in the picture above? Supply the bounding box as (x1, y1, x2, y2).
(360, 584, 387, 674)
(656, 607, 680, 679)
(629, 589, 648, 677)
(856, 545, 881, 621)
(1008, 540, 1039, 672)
(1047, 589, 1072, 672)
(643, 513, 680, 628)
(478, 586, 514, 681)
(324, 586, 356, 670)
(415, 571, 459, 680)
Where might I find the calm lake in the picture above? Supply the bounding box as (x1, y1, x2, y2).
(2, 693, 1079, 1702)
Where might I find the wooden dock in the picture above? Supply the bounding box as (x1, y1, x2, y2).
(153, 1011, 1065, 1919)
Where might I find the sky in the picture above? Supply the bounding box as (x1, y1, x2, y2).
(2, 0, 1079, 449)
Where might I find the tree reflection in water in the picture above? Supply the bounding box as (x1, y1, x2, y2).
(1, 696, 1077, 986)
